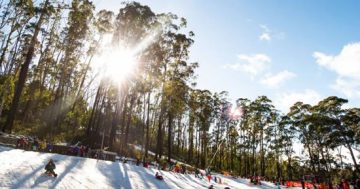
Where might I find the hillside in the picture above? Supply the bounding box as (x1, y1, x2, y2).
(0, 146, 289, 189)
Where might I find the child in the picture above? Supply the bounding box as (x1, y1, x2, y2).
(155, 172, 163, 180)
(45, 159, 57, 177)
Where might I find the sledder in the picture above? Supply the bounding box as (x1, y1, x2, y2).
(44, 159, 57, 177)
(155, 172, 163, 180)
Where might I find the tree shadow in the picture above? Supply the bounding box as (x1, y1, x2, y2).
(0, 145, 15, 152)
(225, 177, 268, 189)
(48, 158, 83, 189)
(163, 172, 195, 189)
(10, 159, 51, 189)
(31, 175, 55, 188)
(176, 173, 209, 188)
(97, 161, 132, 188)
(127, 165, 171, 189)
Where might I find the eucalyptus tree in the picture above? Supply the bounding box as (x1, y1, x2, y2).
(247, 96, 274, 176)
(281, 115, 296, 180)
(317, 96, 360, 175)
(236, 97, 251, 176)
(209, 91, 231, 170)
(264, 111, 282, 179)
(187, 88, 201, 163)
(53, 0, 94, 128)
(288, 102, 317, 172)
(196, 89, 214, 167)
(2, 0, 52, 133)
(341, 108, 360, 174)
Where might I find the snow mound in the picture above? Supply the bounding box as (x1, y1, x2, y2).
(0, 146, 283, 189)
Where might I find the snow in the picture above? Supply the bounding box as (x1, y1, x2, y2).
(0, 146, 291, 189)
(129, 144, 192, 167)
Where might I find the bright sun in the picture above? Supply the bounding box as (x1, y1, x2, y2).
(93, 27, 161, 85)
(101, 47, 137, 84)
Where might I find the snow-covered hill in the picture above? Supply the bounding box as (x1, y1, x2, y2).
(0, 146, 287, 189)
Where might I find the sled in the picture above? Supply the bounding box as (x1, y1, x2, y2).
(155, 175, 164, 181)
(42, 172, 58, 177)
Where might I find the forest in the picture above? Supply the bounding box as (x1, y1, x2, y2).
(0, 0, 359, 183)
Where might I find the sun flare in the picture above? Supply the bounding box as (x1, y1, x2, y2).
(93, 27, 161, 85)
(229, 106, 243, 120)
(101, 47, 137, 84)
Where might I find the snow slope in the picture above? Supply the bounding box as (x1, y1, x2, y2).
(0, 146, 287, 189)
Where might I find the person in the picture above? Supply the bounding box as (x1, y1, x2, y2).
(181, 164, 186, 174)
(335, 182, 342, 189)
(45, 159, 57, 177)
(195, 168, 201, 178)
(313, 182, 318, 189)
(46, 142, 53, 152)
(155, 172, 163, 180)
(301, 177, 306, 189)
(258, 176, 262, 185)
(350, 181, 355, 189)
(143, 161, 149, 168)
(208, 185, 214, 189)
(342, 179, 350, 189)
(33, 138, 39, 151)
(17, 137, 28, 149)
(207, 174, 212, 182)
(80, 146, 85, 157)
(136, 159, 141, 166)
(355, 178, 360, 189)
(40, 140, 46, 151)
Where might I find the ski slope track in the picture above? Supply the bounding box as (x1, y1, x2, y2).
(0, 146, 291, 189)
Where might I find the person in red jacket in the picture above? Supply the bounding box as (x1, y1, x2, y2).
(207, 174, 212, 182)
(342, 179, 350, 189)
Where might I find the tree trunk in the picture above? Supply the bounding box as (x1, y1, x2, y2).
(167, 113, 173, 162)
(86, 85, 102, 135)
(144, 92, 151, 159)
(260, 129, 265, 176)
(123, 95, 135, 154)
(288, 156, 292, 180)
(345, 141, 360, 174)
(187, 114, 194, 162)
(109, 102, 121, 150)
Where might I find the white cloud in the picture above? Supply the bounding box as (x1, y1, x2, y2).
(331, 78, 360, 98)
(260, 70, 296, 88)
(258, 24, 285, 42)
(238, 54, 271, 64)
(224, 54, 271, 77)
(313, 42, 360, 97)
(259, 25, 271, 42)
(274, 89, 322, 113)
(259, 33, 271, 41)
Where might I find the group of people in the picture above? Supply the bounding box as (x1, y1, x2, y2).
(333, 178, 360, 189)
(250, 175, 262, 185)
(298, 176, 360, 189)
(67, 145, 91, 157)
(16, 137, 54, 152)
(172, 162, 187, 174)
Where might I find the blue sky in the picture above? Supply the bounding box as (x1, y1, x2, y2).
(96, 0, 360, 113)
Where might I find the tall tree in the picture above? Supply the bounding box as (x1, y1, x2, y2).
(3, 0, 50, 133)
